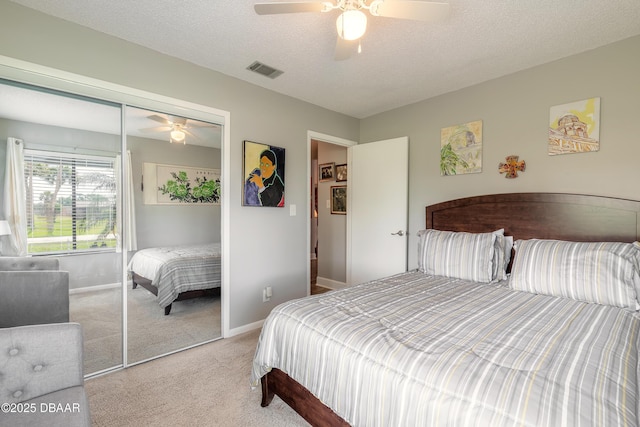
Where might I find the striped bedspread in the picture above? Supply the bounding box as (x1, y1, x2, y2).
(127, 243, 221, 308)
(251, 270, 640, 427)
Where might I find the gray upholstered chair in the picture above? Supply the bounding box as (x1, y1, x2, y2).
(0, 322, 90, 427)
(0, 256, 69, 327)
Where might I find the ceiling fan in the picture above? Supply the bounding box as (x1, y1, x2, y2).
(254, 0, 450, 60)
(140, 115, 216, 144)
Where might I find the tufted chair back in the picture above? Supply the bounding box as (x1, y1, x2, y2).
(0, 323, 90, 426)
(0, 256, 69, 327)
(0, 256, 59, 271)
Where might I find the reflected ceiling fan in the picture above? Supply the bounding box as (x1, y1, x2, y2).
(254, 0, 450, 60)
(140, 115, 216, 144)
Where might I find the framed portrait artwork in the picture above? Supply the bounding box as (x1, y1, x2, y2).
(319, 162, 335, 182)
(335, 163, 347, 182)
(243, 140, 286, 207)
(331, 185, 347, 215)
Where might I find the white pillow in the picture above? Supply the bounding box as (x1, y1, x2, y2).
(509, 239, 640, 310)
(417, 229, 496, 283)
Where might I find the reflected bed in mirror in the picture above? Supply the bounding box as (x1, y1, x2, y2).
(128, 242, 222, 315)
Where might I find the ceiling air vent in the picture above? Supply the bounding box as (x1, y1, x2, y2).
(246, 61, 284, 79)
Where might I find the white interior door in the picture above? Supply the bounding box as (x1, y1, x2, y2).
(347, 137, 409, 285)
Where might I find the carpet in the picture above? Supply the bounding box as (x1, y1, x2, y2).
(85, 329, 309, 427)
(71, 284, 221, 375)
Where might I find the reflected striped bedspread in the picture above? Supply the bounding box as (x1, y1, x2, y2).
(127, 243, 221, 308)
(251, 271, 640, 426)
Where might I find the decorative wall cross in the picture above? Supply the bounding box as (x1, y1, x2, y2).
(498, 155, 526, 179)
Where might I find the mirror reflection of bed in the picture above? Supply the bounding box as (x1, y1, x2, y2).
(124, 106, 222, 366)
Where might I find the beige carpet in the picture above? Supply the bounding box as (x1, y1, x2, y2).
(71, 285, 221, 375)
(85, 329, 309, 427)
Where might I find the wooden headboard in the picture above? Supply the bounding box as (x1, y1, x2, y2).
(426, 193, 640, 243)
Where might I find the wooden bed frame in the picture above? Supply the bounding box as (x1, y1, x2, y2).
(131, 272, 220, 315)
(260, 192, 640, 426)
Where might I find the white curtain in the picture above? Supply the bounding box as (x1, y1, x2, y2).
(116, 150, 137, 252)
(2, 138, 27, 256)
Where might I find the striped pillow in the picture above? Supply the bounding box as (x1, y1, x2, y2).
(417, 229, 496, 283)
(509, 239, 640, 310)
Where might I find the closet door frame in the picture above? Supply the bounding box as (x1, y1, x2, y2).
(0, 55, 231, 369)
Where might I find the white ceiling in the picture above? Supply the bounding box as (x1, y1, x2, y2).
(7, 0, 640, 119)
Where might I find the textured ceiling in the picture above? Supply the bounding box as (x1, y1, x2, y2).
(7, 0, 640, 119)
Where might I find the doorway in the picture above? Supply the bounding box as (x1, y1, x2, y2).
(308, 132, 356, 294)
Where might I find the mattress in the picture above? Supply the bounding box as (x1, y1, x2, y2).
(251, 270, 640, 426)
(127, 243, 221, 308)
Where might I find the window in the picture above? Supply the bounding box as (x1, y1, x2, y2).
(24, 150, 117, 254)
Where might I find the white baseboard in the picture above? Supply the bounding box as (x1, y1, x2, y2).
(69, 282, 120, 295)
(227, 319, 264, 338)
(316, 276, 348, 290)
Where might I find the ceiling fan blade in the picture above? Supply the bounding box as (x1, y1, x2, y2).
(147, 114, 171, 125)
(372, 0, 450, 22)
(139, 126, 172, 133)
(185, 120, 219, 129)
(254, 2, 327, 15)
(182, 128, 202, 140)
(334, 37, 356, 61)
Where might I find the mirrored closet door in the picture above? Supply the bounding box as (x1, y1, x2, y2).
(124, 106, 222, 365)
(0, 80, 124, 375)
(0, 80, 223, 376)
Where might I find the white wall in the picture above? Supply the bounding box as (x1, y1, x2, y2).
(360, 35, 640, 269)
(0, 2, 360, 332)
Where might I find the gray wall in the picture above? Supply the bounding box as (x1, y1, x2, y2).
(127, 136, 221, 249)
(0, 1, 360, 331)
(360, 35, 640, 270)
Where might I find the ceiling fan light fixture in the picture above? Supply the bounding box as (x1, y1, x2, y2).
(170, 129, 186, 144)
(336, 9, 367, 41)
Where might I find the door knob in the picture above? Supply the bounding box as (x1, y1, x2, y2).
(391, 230, 405, 236)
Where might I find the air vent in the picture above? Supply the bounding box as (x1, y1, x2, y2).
(246, 61, 284, 79)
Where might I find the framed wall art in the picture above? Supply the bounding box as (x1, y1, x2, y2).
(335, 163, 347, 182)
(319, 162, 335, 182)
(243, 140, 286, 207)
(142, 162, 220, 205)
(331, 185, 347, 215)
(440, 120, 483, 176)
(548, 97, 600, 155)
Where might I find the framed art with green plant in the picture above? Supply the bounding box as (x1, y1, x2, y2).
(440, 120, 483, 176)
(143, 162, 221, 205)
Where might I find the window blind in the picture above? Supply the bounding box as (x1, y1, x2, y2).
(24, 149, 117, 254)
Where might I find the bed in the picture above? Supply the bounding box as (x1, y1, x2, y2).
(127, 243, 221, 315)
(251, 193, 640, 426)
